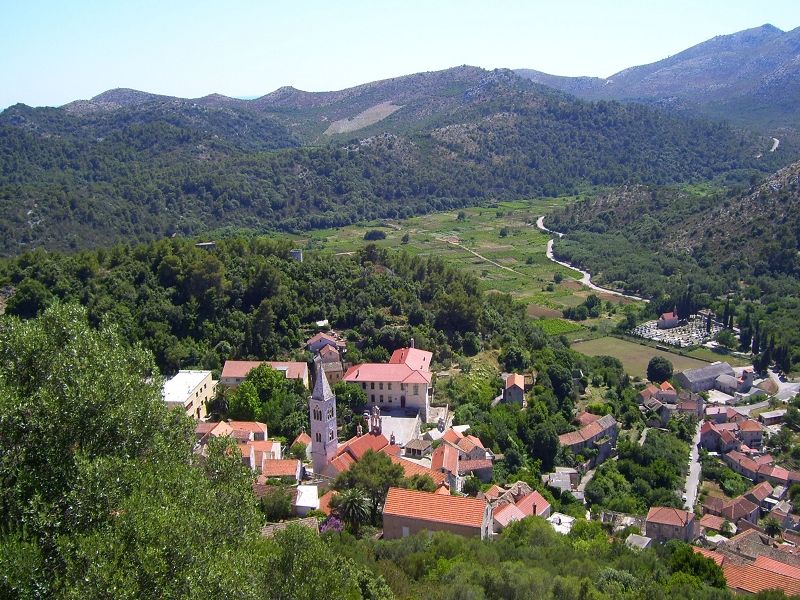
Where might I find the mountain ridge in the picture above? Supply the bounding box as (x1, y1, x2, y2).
(516, 23, 800, 129)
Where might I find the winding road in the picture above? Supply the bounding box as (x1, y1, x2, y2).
(683, 421, 702, 511)
(536, 216, 649, 303)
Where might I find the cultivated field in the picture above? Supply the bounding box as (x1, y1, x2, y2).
(571, 336, 710, 379)
(291, 197, 644, 324)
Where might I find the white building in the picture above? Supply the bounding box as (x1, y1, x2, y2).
(343, 346, 433, 420)
(162, 370, 216, 420)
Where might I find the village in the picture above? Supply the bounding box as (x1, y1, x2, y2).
(161, 322, 800, 597)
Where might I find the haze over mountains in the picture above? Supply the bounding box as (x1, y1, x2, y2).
(516, 24, 800, 129)
(0, 24, 798, 255)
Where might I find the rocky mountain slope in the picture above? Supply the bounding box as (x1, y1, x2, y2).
(0, 66, 793, 255)
(517, 24, 800, 129)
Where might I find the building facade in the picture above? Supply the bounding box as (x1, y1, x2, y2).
(162, 370, 216, 420)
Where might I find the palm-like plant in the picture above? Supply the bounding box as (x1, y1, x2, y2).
(335, 487, 370, 536)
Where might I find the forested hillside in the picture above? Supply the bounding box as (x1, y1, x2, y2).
(548, 161, 800, 371)
(0, 67, 791, 255)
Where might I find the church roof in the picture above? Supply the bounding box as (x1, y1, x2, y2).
(311, 359, 335, 402)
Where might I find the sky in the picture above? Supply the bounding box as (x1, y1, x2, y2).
(1, 0, 798, 109)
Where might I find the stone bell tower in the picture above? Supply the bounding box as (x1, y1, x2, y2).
(310, 358, 338, 474)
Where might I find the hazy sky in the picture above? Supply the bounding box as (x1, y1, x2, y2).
(1, 0, 797, 109)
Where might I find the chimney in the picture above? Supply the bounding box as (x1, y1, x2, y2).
(357, 424, 363, 437)
(410, 338, 415, 349)
(390, 433, 395, 445)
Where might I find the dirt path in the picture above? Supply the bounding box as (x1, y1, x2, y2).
(436, 237, 526, 276)
(536, 217, 649, 303)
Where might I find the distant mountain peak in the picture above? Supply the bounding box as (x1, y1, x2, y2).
(90, 88, 168, 106)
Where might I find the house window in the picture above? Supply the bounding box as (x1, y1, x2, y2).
(413, 384, 419, 395)
(388, 383, 392, 391)
(371, 382, 375, 390)
(379, 382, 384, 390)
(401, 383, 406, 391)
(371, 394, 375, 403)
(380, 395, 384, 403)
(316, 432, 322, 443)
(328, 429, 334, 441)
(388, 396, 392, 403)
(362, 382, 367, 390)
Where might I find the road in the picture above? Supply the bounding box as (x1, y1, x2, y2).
(536, 216, 648, 303)
(768, 368, 800, 402)
(683, 420, 703, 511)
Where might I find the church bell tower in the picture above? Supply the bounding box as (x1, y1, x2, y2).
(310, 359, 338, 474)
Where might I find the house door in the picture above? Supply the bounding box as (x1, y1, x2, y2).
(400, 396, 406, 408)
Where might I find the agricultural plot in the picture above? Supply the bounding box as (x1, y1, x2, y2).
(538, 318, 584, 336)
(289, 197, 645, 320)
(571, 336, 710, 379)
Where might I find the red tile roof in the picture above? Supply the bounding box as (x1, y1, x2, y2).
(227, 421, 268, 434)
(259, 459, 300, 479)
(384, 487, 486, 529)
(660, 381, 675, 392)
(754, 556, 800, 580)
(698, 514, 727, 531)
(746, 481, 774, 504)
(325, 452, 356, 476)
(307, 332, 344, 348)
(442, 429, 464, 445)
(458, 459, 493, 475)
(723, 563, 800, 596)
(505, 373, 525, 390)
(221, 360, 308, 382)
(646, 506, 694, 527)
(386, 454, 446, 486)
(431, 443, 458, 474)
(343, 363, 431, 385)
(293, 432, 312, 447)
(389, 347, 433, 371)
(515, 491, 550, 517)
(739, 419, 763, 432)
(575, 411, 601, 427)
(493, 502, 526, 527)
(660, 311, 678, 320)
(337, 433, 389, 461)
(319, 490, 338, 516)
(692, 546, 726, 566)
(483, 484, 505, 501)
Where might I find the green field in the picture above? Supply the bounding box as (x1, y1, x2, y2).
(289, 197, 644, 319)
(571, 336, 710, 379)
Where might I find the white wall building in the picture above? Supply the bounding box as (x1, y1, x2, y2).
(163, 370, 216, 420)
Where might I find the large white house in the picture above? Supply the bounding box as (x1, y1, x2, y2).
(343, 346, 433, 420)
(162, 370, 216, 420)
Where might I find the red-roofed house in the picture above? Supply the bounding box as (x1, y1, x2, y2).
(753, 555, 800, 580)
(228, 420, 269, 441)
(723, 563, 800, 597)
(737, 419, 764, 449)
(699, 421, 739, 453)
(343, 346, 433, 419)
(645, 507, 698, 542)
(306, 332, 347, 354)
(431, 443, 459, 489)
(221, 360, 310, 389)
(492, 502, 526, 532)
(503, 373, 525, 405)
(574, 411, 601, 427)
(383, 487, 492, 539)
(558, 414, 618, 466)
(195, 420, 233, 443)
(515, 491, 551, 519)
(257, 459, 302, 482)
(692, 546, 726, 567)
